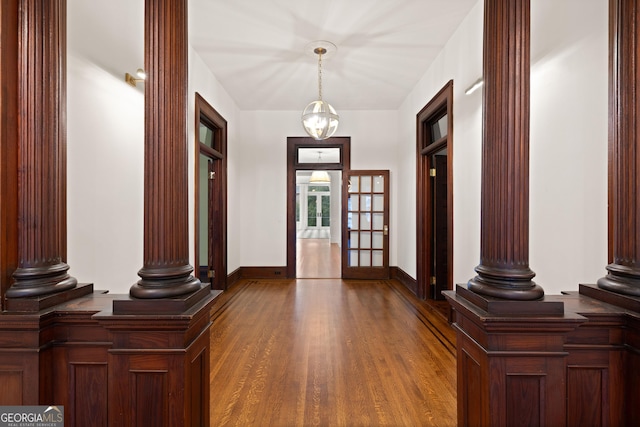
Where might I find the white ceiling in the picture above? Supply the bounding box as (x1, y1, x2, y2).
(67, 0, 477, 112)
(189, 0, 478, 111)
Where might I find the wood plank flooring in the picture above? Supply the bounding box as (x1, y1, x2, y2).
(296, 238, 341, 278)
(209, 279, 457, 426)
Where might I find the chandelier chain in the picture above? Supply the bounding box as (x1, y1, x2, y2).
(317, 51, 323, 100)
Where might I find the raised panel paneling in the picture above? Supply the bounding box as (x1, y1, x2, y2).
(133, 371, 168, 427)
(506, 374, 542, 427)
(461, 348, 483, 427)
(72, 363, 107, 427)
(567, 367, 605, 427)
(627, 348, 640, 426)
(190, 350, 205, 427)
(0, 370, 22, 405)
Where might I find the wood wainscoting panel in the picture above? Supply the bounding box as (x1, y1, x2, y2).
(133, 369, 169, 427)
(0, 370, 23, 405)
(71, 361, 108, 426)
(505, 374, 543, 426)
(567, 367, 605, 427)
(460, 347, 484, 427)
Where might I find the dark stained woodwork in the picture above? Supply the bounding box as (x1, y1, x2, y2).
(341, 169, 391, 279)
(445, 290, 586, 427)
(416, 80, 454, 301)
(6, 0, 78, 301)
(468, 0, 543, 300)
(0, 0, 18, 310)
(208, 278, 457, 425)
(97, 291, 219, 427)
(194, 93, 228, 291)
(598, 0, 640, 297)
(0, 290, 220, 426)
(286, 137, 351, 278)
(0, 0, 19, 311)
(130, 0, 201, 299)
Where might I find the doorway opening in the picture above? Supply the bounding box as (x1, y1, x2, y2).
(194, 93, 227, 290)
(296, 170, 341, 278)
(417, 80, 453, 301)
(286, 137, 351, 279)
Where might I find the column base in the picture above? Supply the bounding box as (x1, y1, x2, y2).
(114, 282, 215, 314)
(4, 282, 94, 312)
(456, 284, 563, 315)
(597, 272, 640, 298)
(468, 274, 545, 301)
(581, 282, 640, 312)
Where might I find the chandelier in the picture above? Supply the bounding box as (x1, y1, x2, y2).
(302, 42, 339, 140)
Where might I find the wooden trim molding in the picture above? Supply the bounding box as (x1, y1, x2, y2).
(194, 92, 228, 291)
(286, 137, 351, 278)
(390, 267, 417, 295)
(416, 80, 454, 300)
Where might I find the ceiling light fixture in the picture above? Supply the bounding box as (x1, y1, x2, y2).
(309, 151, 331, 183)
(302, 42, 339, 140)
(125, 68, 147, 87)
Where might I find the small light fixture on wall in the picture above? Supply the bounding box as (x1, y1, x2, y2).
(465, 77, 484, 95)
(302, 41, 339, 140)
(125, 68, 147, 87)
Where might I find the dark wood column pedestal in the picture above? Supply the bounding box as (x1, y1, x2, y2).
(0, 290, 221, 426)
(445, 287, 640, 427)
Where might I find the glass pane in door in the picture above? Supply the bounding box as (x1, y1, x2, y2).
(307, 195, 317, 227)
(321, 195, 331, 226)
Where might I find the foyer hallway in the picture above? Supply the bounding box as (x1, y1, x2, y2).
(209, 279, 457, 426)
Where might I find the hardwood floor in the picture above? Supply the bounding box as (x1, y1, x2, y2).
(209, 278, 457, 426)
(296, 238, 341, 278)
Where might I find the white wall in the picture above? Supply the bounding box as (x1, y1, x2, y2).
(236, 110, 398, 267)
(529, 0, 608, 294)
(66, 0, 608, 296)
(67, 0, 145, 294)
(188, 48, 242, 274)
(67, 1, 243, 292)
(396, 0, 608, 295)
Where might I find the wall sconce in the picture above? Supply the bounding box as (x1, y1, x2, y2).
(125, 68, 146, 87)
(465, 77, 484, 95)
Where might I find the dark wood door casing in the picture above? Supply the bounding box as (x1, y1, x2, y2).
(194, 92, 227, 291)
(416, 80, 453, 300)
(286, 137, 350, 278)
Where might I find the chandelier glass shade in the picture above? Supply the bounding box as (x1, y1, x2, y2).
(309, 170, 331, 183)
(302, 100, 339, 140)
(302, 44, 339, 140)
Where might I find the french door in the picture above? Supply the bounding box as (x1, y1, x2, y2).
(306, 192, 330, 230)
(342, 170, 390, 279)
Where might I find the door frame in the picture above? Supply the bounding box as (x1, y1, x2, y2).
(286, 137, 351, 278)
(194, 92, 227, 290)
(416, 80, 454, 300)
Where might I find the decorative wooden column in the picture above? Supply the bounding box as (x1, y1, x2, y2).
(0, 0, 19, 310)
(597, 0, 640, 297)
(467, 0, 544, 301)
(5, 0, 87, 308)
(128, 0, 201, 300)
